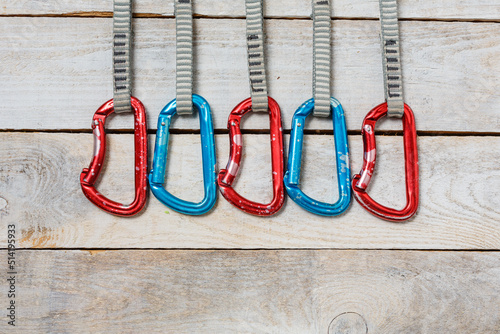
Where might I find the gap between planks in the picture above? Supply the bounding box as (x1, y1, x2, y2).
(1, 129, 499, 137)
(1, 13, 499, 24)
(3, 248, 500, 252)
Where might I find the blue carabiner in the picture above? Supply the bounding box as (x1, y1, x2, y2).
(284, 98, 351, 216)
(149, 94, 217, 215)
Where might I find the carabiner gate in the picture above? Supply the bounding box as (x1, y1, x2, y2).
(284, 98, 351, 216)
(352, 102, 419, 221)
(80, 97, 148, 216)
(218, 97, 285, 216)
(149, 94, 217, 215)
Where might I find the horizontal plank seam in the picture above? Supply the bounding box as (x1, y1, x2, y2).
(1, 13, 499, 24)
(1, 129, 499, 137)
(3, 248, 500, 252)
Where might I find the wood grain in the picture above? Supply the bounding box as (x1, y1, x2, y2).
(2, 0, 499, 20)
(4, 250, 499, 333)
(1, 3, 499, 332)
(0, 133, 498, 249)
(1, 18, 499, 132)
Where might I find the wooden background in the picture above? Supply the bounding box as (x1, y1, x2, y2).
(1, 1, 499, 333)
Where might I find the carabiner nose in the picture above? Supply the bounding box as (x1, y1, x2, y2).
(80, 97, 148, 216)
(149, 94, 217, 215)
(218, 97, 285, 216)
(352, 102, 419, 221)
(284, 98, 351, 216)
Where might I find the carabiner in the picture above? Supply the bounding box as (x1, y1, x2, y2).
(284, 98, 351, 216)
(218, 97, 285, 216)
(352, 102, 419, 221)
(149, 94, 217, 215)
(80, 97, 148, 216)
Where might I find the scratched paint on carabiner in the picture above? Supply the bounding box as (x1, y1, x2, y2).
(358, 148, 376, 189)
(92, 122, 101, 158)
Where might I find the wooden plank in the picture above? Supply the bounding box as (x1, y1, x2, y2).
(0, 133, 498, 249)
(1, 18, 499, 132)
(5, 250, 500, 333)
(2, 0, 499, 20)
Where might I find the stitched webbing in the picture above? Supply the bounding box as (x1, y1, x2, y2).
(175, 0, 194, 115)
(312, 0, 331, 117)
(112, 0, 132, 113)
(245, 0, 268, 113)
(379, 0, 404, 118)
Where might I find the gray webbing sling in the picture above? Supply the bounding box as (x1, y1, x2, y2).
(312, 0, 331, 117)
(245, 0, 269, 113)
(379, 0, 404, 118)
(112, 0, 132, 113)
(175, 0, 194, 115)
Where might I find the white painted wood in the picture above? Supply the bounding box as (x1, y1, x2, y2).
(1, 18, 499, 132)
(2, 0, 499, 20)
(0, 133, 498, 249)
(0, 5, 498, 331)
(7, 250, 500, 333)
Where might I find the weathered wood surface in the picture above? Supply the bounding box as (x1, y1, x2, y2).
(2, 250, 499, 333)
(1, 17, 499, 132)
(2, 0, 499, 20)
(0, 133, 498, 249)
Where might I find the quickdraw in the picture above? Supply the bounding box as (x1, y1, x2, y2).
(149, 0, 217, 215)
(284, 0, 351, 216)
(149, 95, 217, 215)
(218, 97, 284, 216)
(217, 0, 285, 216)
(352, 0, 419, 221)
(80, 0, 148, 216)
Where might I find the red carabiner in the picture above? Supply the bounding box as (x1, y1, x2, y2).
(352, 102, 419, 221)
(80, 97, 148, 216)
(218, 97, 285, 216)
